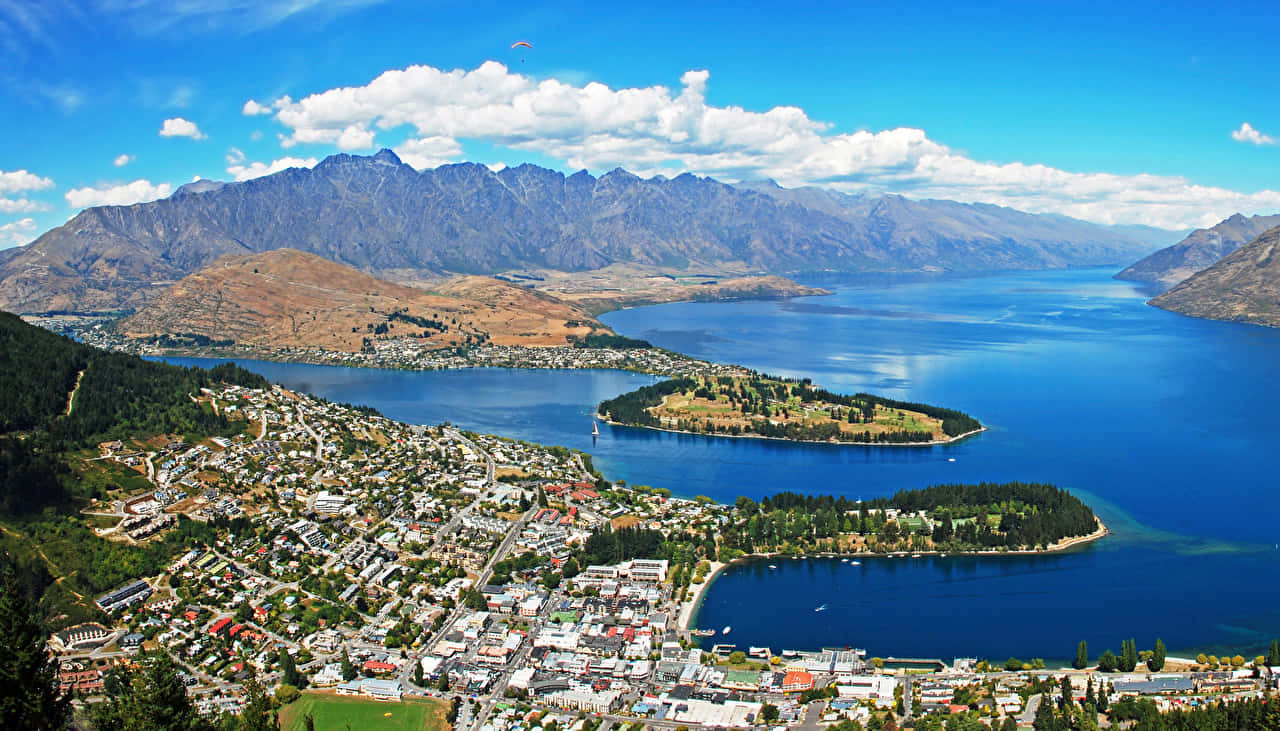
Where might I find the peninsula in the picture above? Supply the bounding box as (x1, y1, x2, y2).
(598, 373, 982, 444)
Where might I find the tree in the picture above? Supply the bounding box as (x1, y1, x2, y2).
(1000, 718, 1018, 731)
(0, 552, 69, 731)
(303, 714, 315, 731)
(275, 684, 300, 705)
(1147, 638, 1165, 672)
(1073, 640, 1088, 670)
(728, 651, 747, 665)
(1120, 639, 1137, 672)
(1059, 675, 1073, 710)
(1033, 693, 1059, 731)
(413, 658, 425, 687)
(1268, 639, 1280, 667)
(1096, 650, 1117, 672)
(340, 647, 357, 681)
(90, 651, 210, 731)
(437, 671, 450, 692)
(279, 647, 301, 688)
(238, 673, 278, 731)
(760, 703, 779, 722)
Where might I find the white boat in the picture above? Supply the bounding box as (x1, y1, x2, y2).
(841, 558, 849, 563)
(814, 604, 828, 612)
(850, 560, 861, 566)
(947, 457, 955, 462)
(592, 421, 600, 436)
(722, 626, 732, 635)
(768, 564, 777, 570)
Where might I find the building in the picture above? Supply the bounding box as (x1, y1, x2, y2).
(781, 670, 816, 693)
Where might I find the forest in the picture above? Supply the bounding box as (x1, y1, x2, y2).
(714, 483, 1098, 556)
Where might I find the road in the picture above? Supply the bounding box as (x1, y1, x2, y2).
(296, 406, 323, 459)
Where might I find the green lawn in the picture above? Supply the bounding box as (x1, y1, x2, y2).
(278, 692, 448, 731)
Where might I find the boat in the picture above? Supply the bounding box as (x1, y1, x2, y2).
(768, 564, 777, 570)
(947, 457, 955, 462)
(850, 560, 861, 566)
(722, 626, 732, 635)
(911, 554, 921, 558)
(691, 629, 716, 637)
(814, 604, 828, 612)
(841, 558, 849, 563)
(592, 421, 600, 436)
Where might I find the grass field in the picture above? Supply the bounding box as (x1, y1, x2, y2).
(277, 692, 449, 731)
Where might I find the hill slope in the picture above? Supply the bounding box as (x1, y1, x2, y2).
(1115, 213, 1280, 289)
(1149, 225, 1280, 326)
(0, 150, 1160, 314)
(115, 249, 609, 350)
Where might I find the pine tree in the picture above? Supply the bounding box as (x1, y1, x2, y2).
(1148, 638, 1166, 672)
(1033, 692, 1059, 731)
(340, 647, 357, 681)
(1074, 640, 1088, 670)
(1268, 639, 1280, 667)
(1059, 675, 1073, 710)
(0, 553, 70, 731)
(89, 651, 210, 731)
(413, 658, 425, 687)
(280, 646, 303, 687)
(238, 673, 278, 731)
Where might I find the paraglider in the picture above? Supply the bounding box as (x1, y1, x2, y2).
(511, 40, 532, 63)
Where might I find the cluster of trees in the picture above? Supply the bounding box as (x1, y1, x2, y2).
(570, 332, 653, 349)
(717, 484, 1096, 555)
(145, 333, 236, 348)
(599, 371, 979, 443)
(579, 525, 665, 566)
(889, 482, 1098, 548)
(388, 310, 448, 332)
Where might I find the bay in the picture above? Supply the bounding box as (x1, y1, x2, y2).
(164, 267, 1280, 661)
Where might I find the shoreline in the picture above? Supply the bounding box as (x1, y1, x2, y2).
(600, 416, 987, 448)
(677, 516, 1109, 632)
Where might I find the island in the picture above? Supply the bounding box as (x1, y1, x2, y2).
(598, 373, 983, 444)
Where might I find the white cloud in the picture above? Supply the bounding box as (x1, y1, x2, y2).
(65, 179, 172, 208)
(392, 136, 462, 169)
(113, 153, 134, 167)
(0, 217, 38, 245)
(0, 169, 54, 193)
(242, 99, 272, 116)
(225, 155, 318, 182)
(159, 117, 206, 139)
(1232, 122, 1275, 146)
(0, 197, 49, 213)
(267, 62, 1280, 229)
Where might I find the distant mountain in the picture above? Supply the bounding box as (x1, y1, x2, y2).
(0, 150, 1164, 314)
(117, 249, 610, 350)
(1115, 213, 1280, 289)
(1149, 225, 1280, 326)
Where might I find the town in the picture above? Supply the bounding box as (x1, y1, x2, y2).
(31, 315, 747, 379)
(43, 381, 1280, 730)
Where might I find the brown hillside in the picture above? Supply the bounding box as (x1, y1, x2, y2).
(1150, 225, 1280, 327)
(116, 249, 606, 350)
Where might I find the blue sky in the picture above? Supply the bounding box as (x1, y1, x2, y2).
(2, 0, 1278, 246)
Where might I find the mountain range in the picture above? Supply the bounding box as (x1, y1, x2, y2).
(0, 150, 1165, 315)
(1149, 225, 1280, 327)
(1115, 213, 1280, 290)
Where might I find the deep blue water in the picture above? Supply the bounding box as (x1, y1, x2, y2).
(165, 268, 1280, 661)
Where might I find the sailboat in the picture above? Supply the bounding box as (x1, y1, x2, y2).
(592, 421, 600, 436)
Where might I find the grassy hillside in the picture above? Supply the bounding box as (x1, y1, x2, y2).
(0, 311, 267, 625)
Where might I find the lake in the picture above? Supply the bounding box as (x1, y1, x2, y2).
(165, 267, 1280, 661)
